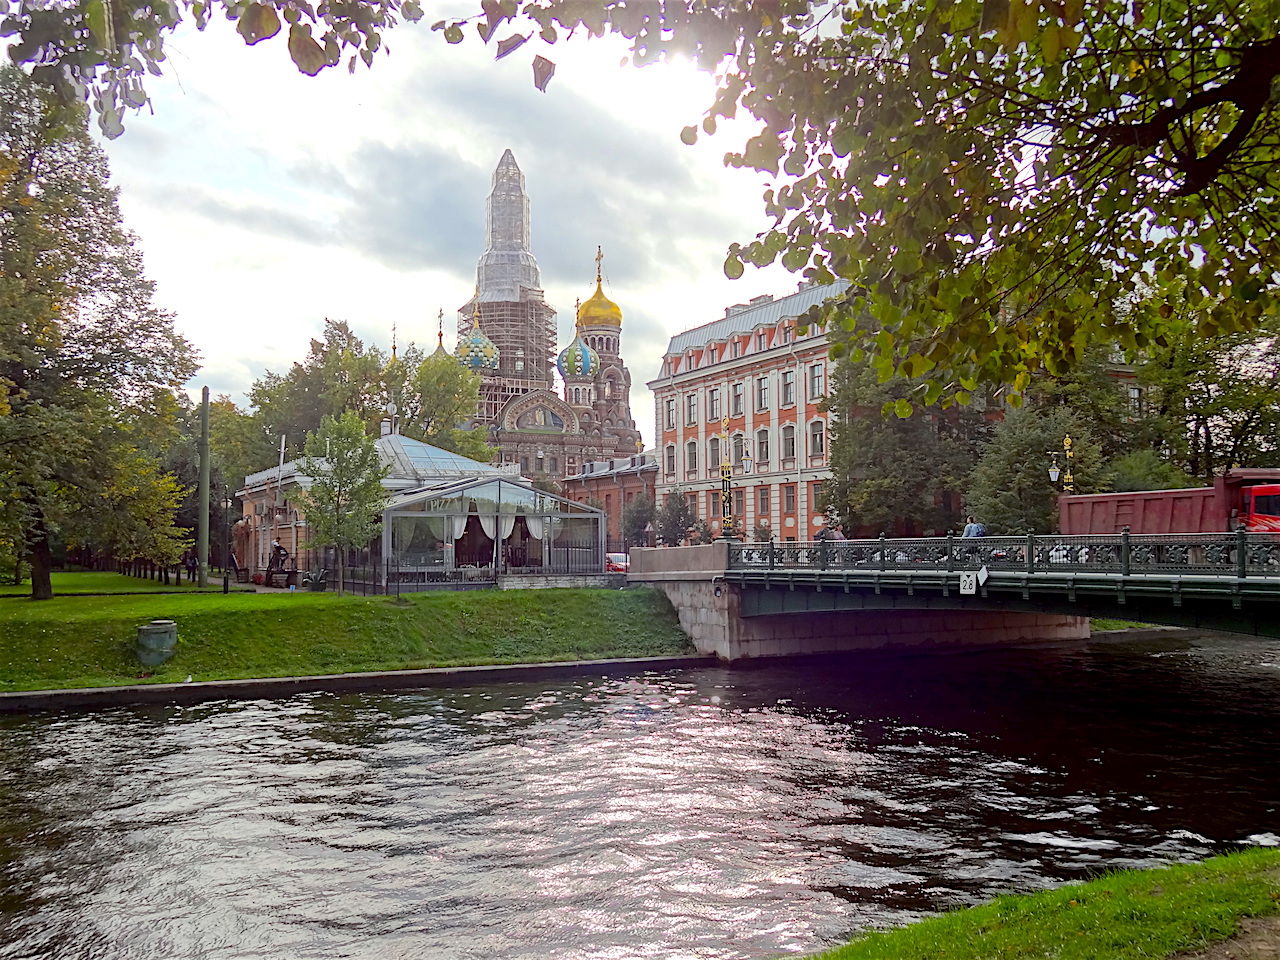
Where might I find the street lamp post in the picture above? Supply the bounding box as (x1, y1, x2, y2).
(719, 417, 733, 540)
(1047, 435, 1075, 492)
(223, 489, 234, 595)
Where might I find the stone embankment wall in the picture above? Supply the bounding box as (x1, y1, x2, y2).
(629, 544, 1089, 660)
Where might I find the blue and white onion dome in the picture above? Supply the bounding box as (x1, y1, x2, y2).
(456, 314, 500, 371)
(557, 332, 599, 379)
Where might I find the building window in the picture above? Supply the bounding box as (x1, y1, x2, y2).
(664, 445, 675, 475)
(756, 428, 770, 464)
(809, 419, 826, 457)
(782, 424, 796, 460)
(708, 387, 721, 420)
(783, 484, 797, 513)
(811, 480, 824, 509)
(708, 435, 721, 469)
(1128, 385, 1143, 413)
(549, 457, 558, 474)
(781, 370, 795, 406)
(732, 434, 746, 467)
(685, 440, 698, 473)
(685, 393, 697, 425)
(755, 376, 769, 410)
(686, 492, 698, 515)
(521, 456, 529, 472)
(780, 324, 792, 345)
(731, 339, 742, 359)
(708, 489, 719, 518)
(756, 330, 768, 351)
(664, 398, 675, 429)
(731, 382, 744, 416)
(757, 486, 770, 513)
(732, 488, 745, 519)
(808, 362, 826, 399)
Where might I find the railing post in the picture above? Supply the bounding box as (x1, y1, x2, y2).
(946, 533, 954, 572)
(1237, 523, 1248, 580)
(1121, 525, 1131, 576)
(1027, 533, 1035, 574)
(879, 532, 887, 571)
(820, 537, 829, 570)
(769, 539, 776, 570)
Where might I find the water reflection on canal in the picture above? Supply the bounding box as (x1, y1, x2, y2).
(2, 633, 1279, 960)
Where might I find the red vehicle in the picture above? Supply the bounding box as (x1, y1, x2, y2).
(1059, 469, 1280, 534)
(606, 552, 630, 573)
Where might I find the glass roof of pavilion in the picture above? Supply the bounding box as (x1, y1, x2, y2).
(377, 433, 503, 481)
(387, 477, 603, 516)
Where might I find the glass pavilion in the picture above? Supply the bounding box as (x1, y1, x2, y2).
(382, 476, 606, 584)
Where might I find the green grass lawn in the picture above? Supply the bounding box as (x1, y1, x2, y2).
(0, 571, 253, 596)
(810, 847, 1280, 960)
(0, 586, 695, 691)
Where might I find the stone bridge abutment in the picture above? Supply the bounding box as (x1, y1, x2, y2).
(629, 544, 1089, 661)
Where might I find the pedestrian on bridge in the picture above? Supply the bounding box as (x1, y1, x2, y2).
(962, 516, 987, 538)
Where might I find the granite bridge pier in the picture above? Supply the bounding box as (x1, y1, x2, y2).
(629, 532, 1280, 660)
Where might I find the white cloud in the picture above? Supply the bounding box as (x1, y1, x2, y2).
(102, 15, 800, 448)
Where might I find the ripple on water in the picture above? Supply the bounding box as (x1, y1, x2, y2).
(1, 634, 1279, 959)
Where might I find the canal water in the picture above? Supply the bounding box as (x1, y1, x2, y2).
(2, 632, 1278, 960)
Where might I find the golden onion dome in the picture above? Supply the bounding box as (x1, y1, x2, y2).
(576, 245, 622, 328)
(576, 282, 622, 328)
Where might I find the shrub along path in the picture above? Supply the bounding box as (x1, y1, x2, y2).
(0, 571, 253, 596)
(0, 583, 693, 692)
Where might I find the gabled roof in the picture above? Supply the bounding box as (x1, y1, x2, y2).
(664, 281, 847, 356)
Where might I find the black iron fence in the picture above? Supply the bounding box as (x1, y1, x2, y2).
(730, 530, 1280, 579)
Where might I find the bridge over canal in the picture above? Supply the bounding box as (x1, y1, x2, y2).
(629, 532, 1280, 660)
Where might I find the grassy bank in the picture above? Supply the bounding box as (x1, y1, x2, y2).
(811, 847, 1280, 959)
(0, 585, 694, 692)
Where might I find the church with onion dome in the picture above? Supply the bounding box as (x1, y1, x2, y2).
(452, 150, 642, 480)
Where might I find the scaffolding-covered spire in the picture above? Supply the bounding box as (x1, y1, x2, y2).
(477, 149, 542, 302)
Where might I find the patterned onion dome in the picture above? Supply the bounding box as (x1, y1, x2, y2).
(456, 314, 500, 371)
(557, 332, 599, 379)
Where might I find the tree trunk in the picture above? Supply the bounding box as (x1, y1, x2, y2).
(337, 550, 345, 597)
(24, 515, 54, 601)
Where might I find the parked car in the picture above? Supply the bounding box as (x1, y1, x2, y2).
(606, 552, 630, 573)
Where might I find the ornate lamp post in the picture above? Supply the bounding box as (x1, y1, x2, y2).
(719, 417, 733, 540)
(1048, 436, 1075, 492)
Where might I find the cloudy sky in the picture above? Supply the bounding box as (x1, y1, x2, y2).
(100, 7, 799, 446)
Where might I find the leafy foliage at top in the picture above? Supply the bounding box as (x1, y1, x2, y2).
(10, 0, 1278, 399)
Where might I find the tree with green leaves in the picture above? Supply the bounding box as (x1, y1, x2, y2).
(250, 319, 386, 457)
(1106, 449, 1195, 493)
(393, 348, 493, 463)
(824, 358, 991, 537)
(965, 406, 1106, 534)
(15, 0, 1275, 403)
(292, 411, 389, 596)
(654, 493, 694, 547)
(621, 491, 654, 547)
(1131, 315, 1280, 481)
(0, 67, 196, 598)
